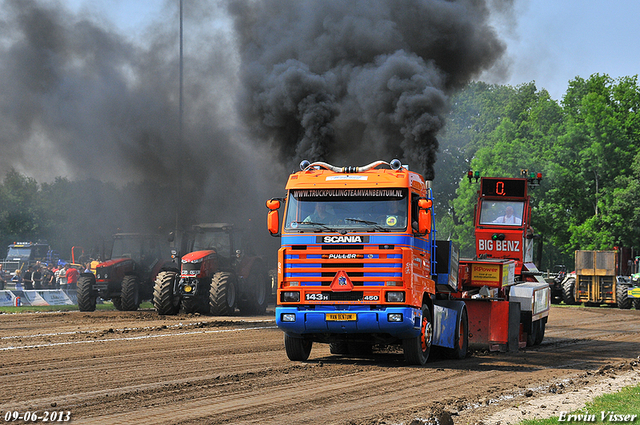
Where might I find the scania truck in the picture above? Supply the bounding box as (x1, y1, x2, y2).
(266, 160, 550, 365)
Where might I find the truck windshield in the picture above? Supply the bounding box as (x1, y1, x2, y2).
(7, 247, 31, 259)
(284, 189, 408, 232)
(479, 200, 525, 226)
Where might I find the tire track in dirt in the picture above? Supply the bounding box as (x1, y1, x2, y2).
(0, 306, 638, 424)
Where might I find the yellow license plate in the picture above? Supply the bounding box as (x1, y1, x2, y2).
(325, 313, 357, 321)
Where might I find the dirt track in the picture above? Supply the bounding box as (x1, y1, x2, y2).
(0, 305, 639, 425)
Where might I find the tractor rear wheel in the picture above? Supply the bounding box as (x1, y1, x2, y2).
(562, 277, 577, 305)
(634, 299, 640, 310)
(121, 275, 141, 311)
(153, 271, 179, 315)
(209, 272, 236, 316)
(402, 304, 432, 365)
(616, 284, 632, 309)
(238, 262, 269, 315)
(284, 334, 312, 361)
(77, 275, 97, 312)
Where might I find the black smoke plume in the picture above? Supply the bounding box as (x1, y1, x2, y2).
(0, 0, 510, 259)
(229, 0, 508, 179)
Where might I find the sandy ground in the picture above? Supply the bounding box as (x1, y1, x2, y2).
(0, 305, 639, 424)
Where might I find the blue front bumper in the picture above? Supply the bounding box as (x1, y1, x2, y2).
(276, 305, 422, 339)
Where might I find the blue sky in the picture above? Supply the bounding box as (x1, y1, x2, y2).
(63, 0, 640, 101)
(495, 0, 640, 99)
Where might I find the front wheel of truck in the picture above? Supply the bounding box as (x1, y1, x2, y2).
(403, 304, 433, 365)
(284, 334, 312, 361)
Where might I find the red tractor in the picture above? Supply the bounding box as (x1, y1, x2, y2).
(153, 223, 271, 316)
(77, 233, 174, 311)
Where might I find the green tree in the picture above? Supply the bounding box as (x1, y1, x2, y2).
(548, 74, 640, 253)
(442, 82, 564, 261)
(0, 169, 44, 251)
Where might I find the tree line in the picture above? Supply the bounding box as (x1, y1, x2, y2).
(0, 173, 179, 261)
(1, 73, 639, 270)
(434, 73, 640, 269)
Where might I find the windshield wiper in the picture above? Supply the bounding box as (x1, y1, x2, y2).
(344, 218, 389, 232)
(291, 221, 347, 235)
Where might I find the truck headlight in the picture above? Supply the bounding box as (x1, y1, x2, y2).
(281, 291, 300, 302)
(387, 313, 403, 322)
(386, 291, 405, 302)
(281, 313, 296, 322)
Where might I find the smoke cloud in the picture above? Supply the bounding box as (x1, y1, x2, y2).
(229, 0, 508, 179)
(0, 0, 258, 233)
(0, 0, 510, 256)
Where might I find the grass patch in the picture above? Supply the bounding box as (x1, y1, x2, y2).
(520, 384, 640, 424)
(0, 301, 154, 313)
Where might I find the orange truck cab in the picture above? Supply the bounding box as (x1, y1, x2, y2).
(267, 161, 550, 365)
(267, 159, 464, 365)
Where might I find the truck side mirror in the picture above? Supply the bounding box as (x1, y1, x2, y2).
(267, 199, 281, 236)
(417, 199, 433, 235)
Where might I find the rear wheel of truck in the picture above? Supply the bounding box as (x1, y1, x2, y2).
(209, 272, 236, 316)
(527, 319, 541, 346)
(403, 304, 433, 365)
(616, 284, 632, 309)
(444, 307, 468, 359)
(284, 334, 312, 361)
(329, 341, 348, 355)
(238, 262, 269, 315)
(153, 271, 179, 315)
(121, 275, 141, 311)
(562, 277, 577, 305)
(77, 275, 97, 312)
(633, 299, 640, 310)
(534, 318, 546, 345)
(347, 342, 373, 356)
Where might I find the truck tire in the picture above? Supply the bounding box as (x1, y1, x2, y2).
(329, 341, 348, 355)
(209, 272, 236, 316)
(527, 319, 541, 346)
(535, 318, 546, 345)
(153, 271, 179, 315)
(562, 277, 577, 305)
(120, 275, 141, 311)
(284, 334, 312, 361)
(238, 262, 269, 315)
(634, 299, 640, 310)
(403, 304, 433, 365)
(616, 284, 632, 309)
(77, 275, 97, 312)
(444, 307, 468, 359)
(347, 341, 373, 356)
